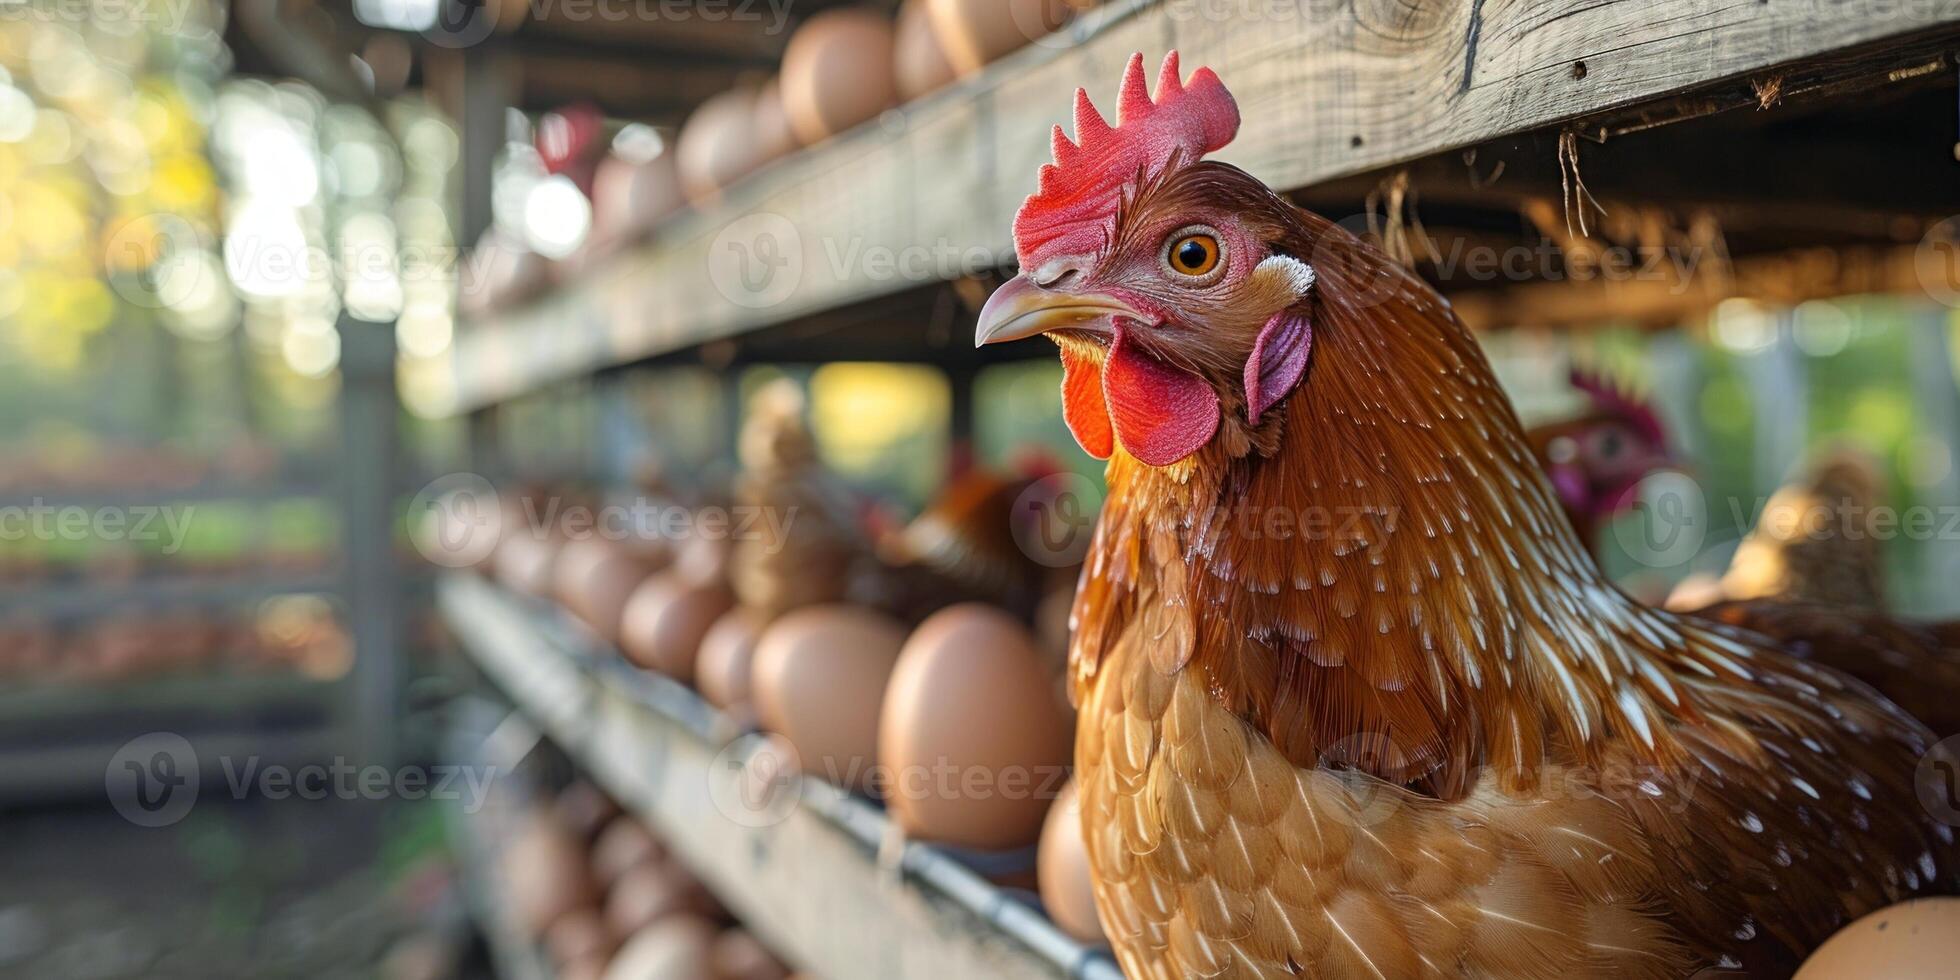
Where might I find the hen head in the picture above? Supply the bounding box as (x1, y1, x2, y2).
(1528, 370, 1674, 537)
(975, 52, 1317, 467)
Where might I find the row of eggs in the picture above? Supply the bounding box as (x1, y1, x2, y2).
(464, 0, 1100, 313)
(504, 782, 797, 980)
(486, 510, 1105, 945)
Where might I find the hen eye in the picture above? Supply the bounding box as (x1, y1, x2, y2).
(1164, 230, 1221, 277)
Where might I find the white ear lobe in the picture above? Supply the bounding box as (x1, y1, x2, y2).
(1255, 254, 1316, 297)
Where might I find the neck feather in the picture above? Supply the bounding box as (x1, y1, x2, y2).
(1071, 221, 1712, 792)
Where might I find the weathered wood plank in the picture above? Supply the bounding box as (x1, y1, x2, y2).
(446, 0, 1960, 412)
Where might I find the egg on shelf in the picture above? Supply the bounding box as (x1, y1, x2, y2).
(677, 85, 767, 207)
(619, 569, 735, 682)
(1795, 897, 1960, 979)
(710, 928, 790, 980)
(602, 915, 717, 980)
(674, 531, 732, 590)
(695, 607, 766, 716)
(494, 526, 564, 598)
(925, 0, 1075, 75)
(504, 814, 600, 938)
(554, 537, 661, 644)
(558, 956, 610, 980)
(552, 780, 623, 844)
(605, 861, 720, 938)
(750, 77, 802, 167)
(545, 908, 619, 970)
(1037, 778, 1105, 945)
(893, 0, 956, 100)
(589, 124, 682, 248)
(591, 816, 664, 890)
(751, 604, 908, 795)
(779, 8, 899, 145)
(879, 604, 1074, 849)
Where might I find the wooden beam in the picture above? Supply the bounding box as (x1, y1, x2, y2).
(1446, 243, 1929, 333)
(446, 0, 1960, 413)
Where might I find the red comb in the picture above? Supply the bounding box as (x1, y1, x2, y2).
(1570, 367, 1666, 446)
(1012, 52, 1240, 270)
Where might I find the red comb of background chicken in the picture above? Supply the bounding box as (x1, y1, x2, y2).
(1569, 366, 1665, 444)
(1012, 52, 1240, 269)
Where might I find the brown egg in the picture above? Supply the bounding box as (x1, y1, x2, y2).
(1037, 778, 1105, 944)
(925, 0, 1072, 75)
(494, 530, 561, 597)
(696, 608, 766, 713)
(605, 862, 719, 937)
(545, 908, 618, 967)
(1795, 897, 1960, 979)
(558, 956, 610, 980)
(752, 605, 907, 794)
(604, 916, 717, 980)
(674, 531, 731, 590)
(590, 140, 682, 246)
(893, 0, 955, 100)
(590, 816, 663, 890)
(555, 538, 656, 644)
(677, 86, 764, 206)
(504, 815, 599, 937)
(552, 780, 622, 844)
(710, 928, 789, 980)
(779, 9, 898, 145)
(619, 571, 735, 682)
(880, 604, 1074, 849)
(750, 78, 801, 166)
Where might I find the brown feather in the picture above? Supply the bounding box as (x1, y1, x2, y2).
(1066, 164, 1958, 978)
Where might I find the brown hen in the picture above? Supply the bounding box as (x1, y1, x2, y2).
(977, 53, 1957, 978)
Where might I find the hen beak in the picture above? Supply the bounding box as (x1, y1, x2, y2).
(974, 274, 1142, 347)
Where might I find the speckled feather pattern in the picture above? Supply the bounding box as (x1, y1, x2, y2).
(1065, 204, 1960, 977)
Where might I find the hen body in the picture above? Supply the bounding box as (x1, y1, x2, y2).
(1065, 209, 1956, 977)
(976, 54, 1958, 974)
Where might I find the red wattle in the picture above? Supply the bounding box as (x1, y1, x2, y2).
(1059, 344, 1114, 459)
(1103, 326, 1220, 466)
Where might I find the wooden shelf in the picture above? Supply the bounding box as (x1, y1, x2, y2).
(443, 0, 1960, 412)
(0, 671, 331, 726)
(0, 572, 342, 619)
(437, 573, 1122, 980)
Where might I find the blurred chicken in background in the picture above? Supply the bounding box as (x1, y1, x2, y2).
(727, 380, 865, 622)
(1666, 448, 1960, 733)
(1668, 447, 1888, 612)
(1526, 368, 1676, 554)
